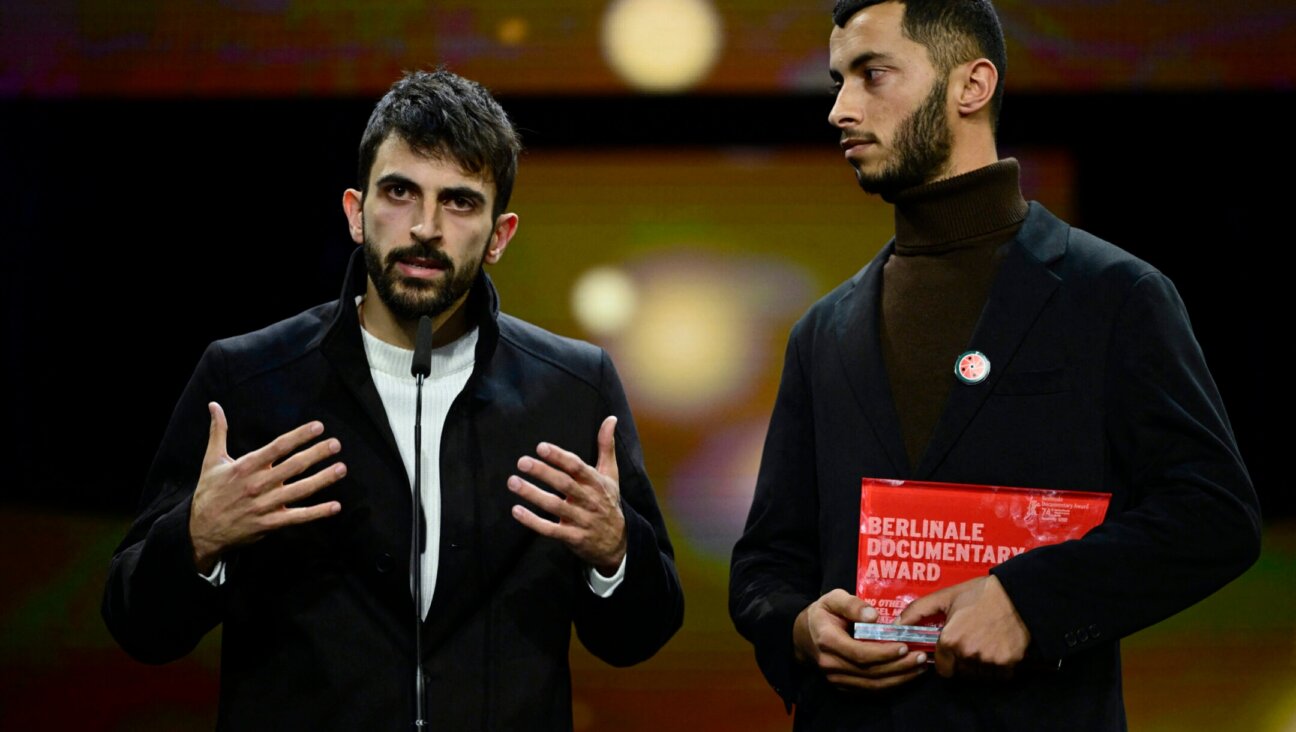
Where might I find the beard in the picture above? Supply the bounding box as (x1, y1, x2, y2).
(853, 77, 953, 200)
(362, 237, 484, 322)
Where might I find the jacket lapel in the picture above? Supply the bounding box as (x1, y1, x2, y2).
(422, 275, 520, 639)
(833, 242, 911, 476)
(914, 202, 1068, 478)
(319, 248, 406, 467)
(317, 250, 417, 621)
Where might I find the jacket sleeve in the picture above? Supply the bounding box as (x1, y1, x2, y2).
(991, 271, 1262, 660)
(729, 326, 821, 708)
(101, 342, 228, 664)
(572, 350, 684, 667)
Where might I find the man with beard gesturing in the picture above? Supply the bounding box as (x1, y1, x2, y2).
(103, 70, 683, 731)
(729, 1, 1259, 729)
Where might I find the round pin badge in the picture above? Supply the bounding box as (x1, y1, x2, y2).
(954, 351, 991, 385)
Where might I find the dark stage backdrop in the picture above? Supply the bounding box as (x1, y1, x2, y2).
(4, 0, 1292, 95)
(2, 93, 1284, 518)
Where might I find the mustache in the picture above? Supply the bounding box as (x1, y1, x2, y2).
(384, 244, 454, 271)
(840, 131, 880, 145)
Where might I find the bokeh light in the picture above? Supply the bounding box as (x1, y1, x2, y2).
(618, 265, 748, 414)
(668, 420, 768, 560)
(571, 266, 640, 337)
(600, 253, 813, 420)
(497, 16, 529, 46)
(600, 0, 724, 92)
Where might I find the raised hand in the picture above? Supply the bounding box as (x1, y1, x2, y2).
(189, 402, 347, 573)
(507, 416, 627, 575)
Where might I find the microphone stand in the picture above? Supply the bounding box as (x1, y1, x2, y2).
(410, 316, 434, 730)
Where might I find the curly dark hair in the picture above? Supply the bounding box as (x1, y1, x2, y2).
(833, 0, 1007, 125)
(357, 69, 522, 218)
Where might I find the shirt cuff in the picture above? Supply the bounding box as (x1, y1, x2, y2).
(199, 559, 226, 587)
(585, 554, 627, 598)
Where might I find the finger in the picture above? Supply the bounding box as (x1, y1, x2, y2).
(595, 416, 619, 483)
(245, 420, 326, 467)
(510, 504, 579, 544)
(896, 586, 955, 626)
(267, 462, 348, 507)
(824, 648, 929, 676)
(821, 644, 926, 675)
(516, 455, 599, 510)
(261, 500, 342, 530)
(826, 664, 926, 691)
(809, 606, 906, 668)
(821, 589, 876, 624)
(202, 402, 230, 469)
(934, 643, 957, 678)
(534, 441, 600, 487)
(826, 634, 911, 668)
(265, 437, 342, 486)
(507, 475, 578, 521)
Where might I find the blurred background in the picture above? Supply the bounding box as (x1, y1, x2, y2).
(1, 1, 1293, 729)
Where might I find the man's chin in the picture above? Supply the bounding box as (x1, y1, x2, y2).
(854, 166, 928, 201)
(393, 294, 452, 319)
(392, 277, 441, 293)
(854, 172, 896, 198)
(372, 281, 452, 321)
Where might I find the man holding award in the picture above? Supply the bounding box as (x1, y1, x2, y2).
(729, 1, 1261, 729)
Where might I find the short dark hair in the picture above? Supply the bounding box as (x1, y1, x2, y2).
(358, 69, 522, 218)
(833, 0, 1006, 124)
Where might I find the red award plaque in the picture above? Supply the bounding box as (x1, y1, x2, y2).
(854, 478, 1111, 649)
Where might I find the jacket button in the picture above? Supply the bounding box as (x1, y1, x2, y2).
(1064, 631, 1077, 648)
(1089, 624, 1101, 639)
(1077, 628, 1089, 643)
(375, 552, 395, 573)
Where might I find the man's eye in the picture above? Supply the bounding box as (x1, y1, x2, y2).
(446, 197, 476, 211)
(863, 68, 885, 82)
(387, 185, 411, 199)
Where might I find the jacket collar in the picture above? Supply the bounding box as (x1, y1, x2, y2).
(833, 201, 1069, 478)
(317, 248, 505, 460)
(914, 202, 1066, 477)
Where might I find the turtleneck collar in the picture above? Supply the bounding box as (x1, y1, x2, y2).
(891, 158, 1029, 254)
(358, 305, 478, 381)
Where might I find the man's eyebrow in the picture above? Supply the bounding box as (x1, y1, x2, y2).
(438, 186, 487, 204)
(830, 51, 892, 81)
(374, 173, 420, 192)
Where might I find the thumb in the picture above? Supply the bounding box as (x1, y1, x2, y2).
(595, 415, 619, 483)
(896, 585, 955, 626)
(822, 588, 877, 624)
(202, 401, 230, 468)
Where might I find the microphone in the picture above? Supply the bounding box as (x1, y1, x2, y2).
(410, 315, 433, 729)
(412, 315, 434, 379)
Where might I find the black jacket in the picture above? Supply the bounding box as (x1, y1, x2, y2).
(104, 250, 684, 730)
(730, 203, 1260, 731)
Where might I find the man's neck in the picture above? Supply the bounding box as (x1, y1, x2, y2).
(890, 158, 1028, 252)
(937, 142, 999, 185)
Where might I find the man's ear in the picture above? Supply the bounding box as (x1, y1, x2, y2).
(953, 58, 998, 117)
(484, 213, 519, 265)
(342, 189, 365, 245)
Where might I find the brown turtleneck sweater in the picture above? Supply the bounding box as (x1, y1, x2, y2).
(880, 159, 1029, 469)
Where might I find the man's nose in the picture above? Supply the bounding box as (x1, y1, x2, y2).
(828, 86, 861, 129)
(410, 203, 441, 242)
